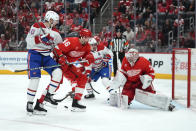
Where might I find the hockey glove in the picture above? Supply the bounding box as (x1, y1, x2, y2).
(83, 53, 95, 66)
(85, 70, 91, 82)
(103, 54, 111, 62)
(40, 34, 54, 46)
(58, 55, 68, 71)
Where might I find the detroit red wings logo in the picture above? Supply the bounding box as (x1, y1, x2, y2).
(127, 69, 141, 77)
(68, 51, 85, 57)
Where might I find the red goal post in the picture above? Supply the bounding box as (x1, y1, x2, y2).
(172, 48, 196, 108)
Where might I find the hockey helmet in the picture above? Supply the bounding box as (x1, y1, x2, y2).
(88, 38, 97, 51)
(88, 38, 97, 45)
(125, 48, 139, 65)
(94, 35, 101, 43)
(79, 28, 92, 37)
(44, 11, 59, 22)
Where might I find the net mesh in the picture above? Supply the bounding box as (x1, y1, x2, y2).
(173, 49, 196, 108)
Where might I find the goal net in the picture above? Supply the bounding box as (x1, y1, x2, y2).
(172, 48, 196, 108)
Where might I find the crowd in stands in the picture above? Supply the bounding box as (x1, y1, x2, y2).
(0, 0, 195, 52)
(0, 0, 105, 51)
(98, 0, 195, 52)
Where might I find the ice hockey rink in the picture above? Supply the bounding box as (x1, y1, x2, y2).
(0, 75, 196, 131)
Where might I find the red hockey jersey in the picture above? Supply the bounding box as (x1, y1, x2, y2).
(56, 37, 91, 62)
(121, 56, 155, 83)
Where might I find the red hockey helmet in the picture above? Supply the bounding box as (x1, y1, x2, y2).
(79, 28, 92, 37)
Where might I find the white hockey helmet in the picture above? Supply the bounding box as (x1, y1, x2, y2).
(88, 38, 97, 51)
(44, 10, 59, 22)
(125, 48, 139, 65)
(88, 38, 97, 45)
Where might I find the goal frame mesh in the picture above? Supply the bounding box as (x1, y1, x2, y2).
(172, 48, 192, 108)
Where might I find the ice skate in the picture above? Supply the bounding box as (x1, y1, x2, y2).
(26, 101, 34, 116)
(34, 100, 47, 115)
(84, 93, 95, 99)
(71, 99, 86, 112)
(44, 91, 58, 108)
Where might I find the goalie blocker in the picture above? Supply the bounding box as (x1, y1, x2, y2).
(108, 48, 175, 111)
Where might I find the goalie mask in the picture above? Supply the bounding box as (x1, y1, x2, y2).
(125, 48, 139, 66)
(88, 38, 97, 51)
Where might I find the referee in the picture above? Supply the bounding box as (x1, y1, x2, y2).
(110, 29, 129, 76)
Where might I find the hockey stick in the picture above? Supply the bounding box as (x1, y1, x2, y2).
(53, 91, 74, 103)
(24, 0, 59, 57)
(13, 60, 88, 72)
(24, 0, 45, 34)
(87, 65, 108, 95)
(89, 82, 100, 94)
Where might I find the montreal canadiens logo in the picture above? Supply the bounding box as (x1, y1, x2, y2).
(127, 69, 141, 77)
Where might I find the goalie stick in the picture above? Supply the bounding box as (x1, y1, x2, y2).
(13, 60, 88, 72)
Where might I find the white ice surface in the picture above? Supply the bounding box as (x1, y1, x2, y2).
(0, 75, 196, 131)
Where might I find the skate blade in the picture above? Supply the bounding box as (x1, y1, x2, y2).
(84, 97, 96, 100)
(33, 110, 47, 116)
(26, 112, 33, 116)
(71, 107, 86, 112)
(43, 101, 58, 108)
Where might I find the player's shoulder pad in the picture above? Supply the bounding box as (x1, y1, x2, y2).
(52, 28, 60, 33)
(64, 37, 80, 46)
(139, 57, 150, 64)
(33, 22, 46, 28)
(65, 37, 79, 41)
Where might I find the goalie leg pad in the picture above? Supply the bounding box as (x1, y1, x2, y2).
(121, 95, 129, 109)
(135, 89, 171, 111)
(122, 87, 135, 104)
(109, 93, 121, 107)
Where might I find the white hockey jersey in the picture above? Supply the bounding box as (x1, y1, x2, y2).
(86, 46, 113, 72)
(26, 22, 63, 56)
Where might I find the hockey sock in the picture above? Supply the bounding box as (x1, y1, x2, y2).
(27, 78, 40, 102)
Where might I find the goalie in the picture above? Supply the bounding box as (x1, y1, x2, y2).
(108, 48, 175, 111)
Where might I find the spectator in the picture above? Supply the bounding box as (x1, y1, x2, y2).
(136, 25, 146, 45)
(0, 34, 8, 51)
(123, 26, 134, 42)
(73, 13, 84, 27)
(165, 39, 178, 53)
(184, 35, 195, 48)
(18, 36, 27, 51)
(8, 35, 17, 51)
(115, 21, 126, 33)
(0, 20, 5, 35)
(162, 19, 172, 45)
